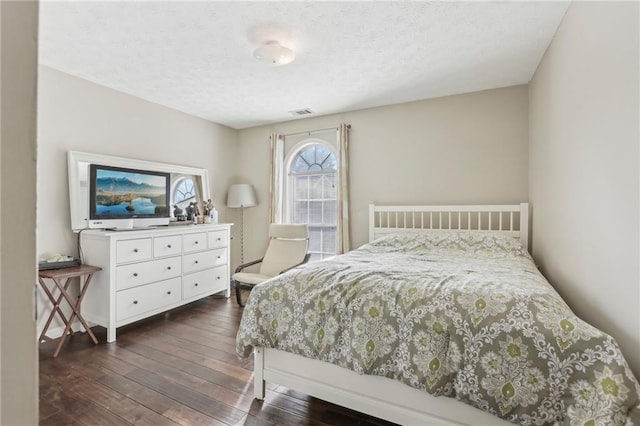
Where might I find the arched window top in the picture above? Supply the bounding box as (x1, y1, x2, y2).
(174, 177, 196, 204)
(291, 143, 336, 174)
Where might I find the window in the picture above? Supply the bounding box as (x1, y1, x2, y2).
(287, 142, 337, 261)
(172, 177, 196, 209)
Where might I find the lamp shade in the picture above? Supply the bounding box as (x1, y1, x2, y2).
(227, 184, 257, 208)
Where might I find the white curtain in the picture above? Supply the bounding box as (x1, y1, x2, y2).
(337, 123, 351, 254)
(268, 133, 284, 224)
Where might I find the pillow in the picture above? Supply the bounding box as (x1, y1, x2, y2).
(367, 230, 530, 259)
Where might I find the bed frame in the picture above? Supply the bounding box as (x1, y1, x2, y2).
(252, 203, 529, 425)
(369, 203, 529, 250)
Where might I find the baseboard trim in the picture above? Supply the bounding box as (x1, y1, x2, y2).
(38, 320, 84, 341)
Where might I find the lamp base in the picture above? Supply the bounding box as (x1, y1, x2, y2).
(239, 206, 245, 264)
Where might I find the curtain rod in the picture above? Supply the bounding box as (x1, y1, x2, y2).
(282, 124, 351, 138)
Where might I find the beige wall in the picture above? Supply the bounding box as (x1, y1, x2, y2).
(1, 1, 39, 424)
(37, 66, 238, 333)
(529, 1, 639, 377)
(235, 86, 529, 269)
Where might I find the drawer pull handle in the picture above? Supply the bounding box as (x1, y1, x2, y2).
(217, 256, 221, 259)
(194, 283, 199, 287)
(133, 273, 138, 277)
(167, 244, 172, 248)
(217, 276, 221, 280)
(194, 241, 199, 245)
(133, 248, 139, 253)
(167, 266, 172, 270)
(133, 300, 138, 305)
(167, 291, 172, 295)
(195, 260, 199, 264)
(217, 238, 221, 241)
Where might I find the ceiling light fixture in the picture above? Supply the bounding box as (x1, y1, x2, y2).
(253, 40, 295, 66)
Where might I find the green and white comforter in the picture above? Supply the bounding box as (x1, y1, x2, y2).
(236, 231, 640, 425)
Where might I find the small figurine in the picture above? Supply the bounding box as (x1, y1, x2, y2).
(173, 204, 183, 218)
(186, 201, 200, 222)
(204, 199, 214, 216)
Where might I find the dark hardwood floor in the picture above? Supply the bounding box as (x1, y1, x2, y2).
(39, 294, 398, 426)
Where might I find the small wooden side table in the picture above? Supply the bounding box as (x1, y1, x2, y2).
(38, 264, 102, 357)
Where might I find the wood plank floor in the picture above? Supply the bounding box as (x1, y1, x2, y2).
(39, 295, 398, 425)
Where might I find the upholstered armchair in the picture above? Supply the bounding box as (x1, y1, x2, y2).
(233, 224, 310, 306)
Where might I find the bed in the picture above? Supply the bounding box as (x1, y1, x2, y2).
(236, 204, 640, 425)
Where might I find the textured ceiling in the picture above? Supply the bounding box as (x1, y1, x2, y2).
(39, 1, 569, 129)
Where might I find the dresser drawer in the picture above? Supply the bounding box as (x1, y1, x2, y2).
(207, 230, 228, 248)
(153, 235, 182, 258)
(116, 238, 152, 264)
(116, 256, 182, 290)
(183, 232, 207, 253)
(183, 265, 228, 300)
(210, 247, 227, 266)
(116, 277, 181, 322)
(183, 248, 227, 274)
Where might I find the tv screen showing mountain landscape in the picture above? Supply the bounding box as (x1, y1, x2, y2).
(93, 167, 168, 217)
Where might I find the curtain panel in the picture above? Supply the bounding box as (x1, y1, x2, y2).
(268, 133, 284, 224)
(337, 123, 351, 254)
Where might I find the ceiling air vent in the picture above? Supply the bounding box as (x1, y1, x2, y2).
(289, 108, 313, 116)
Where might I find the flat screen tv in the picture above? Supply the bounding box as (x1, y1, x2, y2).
(88, 164, 170, 229)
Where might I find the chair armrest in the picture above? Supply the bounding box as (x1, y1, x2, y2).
(279, 253, 312, 275)
(235, 258, 264, 273)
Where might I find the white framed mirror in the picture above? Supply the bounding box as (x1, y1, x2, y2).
(67, 151, 210, 231)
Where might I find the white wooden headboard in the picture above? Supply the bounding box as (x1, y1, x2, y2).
(369, 203, 529, 249)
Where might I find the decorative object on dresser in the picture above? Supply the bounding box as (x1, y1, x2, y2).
(203, 198, 217, 224)
(226, 183, 257, 263)
(80, 223, 231, 342)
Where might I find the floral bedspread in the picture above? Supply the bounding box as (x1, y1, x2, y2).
(236, 231, 640, 425)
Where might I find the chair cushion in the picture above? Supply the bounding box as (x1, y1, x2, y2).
(232, 272, 272, 286)
(259, 238, 307, 277)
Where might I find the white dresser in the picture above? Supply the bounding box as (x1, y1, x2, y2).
(80, 223, 232, 342)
